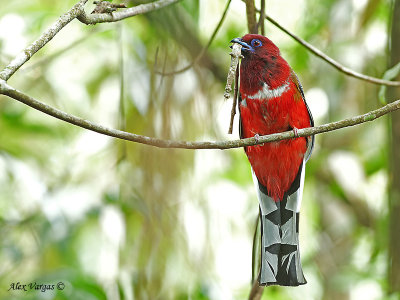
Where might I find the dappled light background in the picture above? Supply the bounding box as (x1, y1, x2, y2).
(0, 0, 397, 299)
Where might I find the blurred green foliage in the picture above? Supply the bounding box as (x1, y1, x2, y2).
(0, 0, 399, 299)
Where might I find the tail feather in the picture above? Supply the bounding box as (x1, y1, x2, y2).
(252, 162, 307, 286)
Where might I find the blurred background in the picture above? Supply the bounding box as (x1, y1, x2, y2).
(0, 0, 399, 299)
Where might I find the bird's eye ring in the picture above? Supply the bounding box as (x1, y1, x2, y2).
(251, 39, 262, 48)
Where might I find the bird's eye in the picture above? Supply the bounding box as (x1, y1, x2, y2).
(251, 39, 262, 48)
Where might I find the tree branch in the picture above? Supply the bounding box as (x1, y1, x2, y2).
(0, 0, 88, 81)
(1, 79, 399, 150)
(77, 0, 181, 25)
(265, 14, 400, 87)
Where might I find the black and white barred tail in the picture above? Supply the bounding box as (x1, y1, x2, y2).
(253, 161, 307, 286)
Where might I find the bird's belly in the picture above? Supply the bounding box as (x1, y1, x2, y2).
(240, 99, 306, 200)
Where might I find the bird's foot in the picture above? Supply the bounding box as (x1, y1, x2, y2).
(254, 133, 260, 143)
(292, 127, 299, 138)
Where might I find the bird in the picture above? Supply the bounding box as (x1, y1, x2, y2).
(231, 34, 314, 286)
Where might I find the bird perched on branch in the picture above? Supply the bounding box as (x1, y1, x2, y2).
(231, 34, 314, 286)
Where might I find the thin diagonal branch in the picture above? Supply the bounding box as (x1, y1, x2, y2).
(77, 0, 181, 25)
(0, 0, 88, 81)
(265, 14, 400, 87)
(1, 79, 399, 150)
(155, 0, 232, 76)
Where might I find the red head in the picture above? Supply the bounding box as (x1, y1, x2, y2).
(231, 34, 291, 95)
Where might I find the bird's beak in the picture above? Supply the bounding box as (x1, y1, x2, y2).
(230, 38, 253, 52)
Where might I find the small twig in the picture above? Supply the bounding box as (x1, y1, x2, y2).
(228, 63, 240, 134)
(155, 0, 232, 76)
(77, 0, 181, 25)
(249, 211, 263, 300)
(265, 14, 400, 87)
(224, 43, 242, 101)
(248, 279, 264, 300)
(91, 1, 127, 14)
(1, 79, 400, 150)
(251, 212, 260, 284)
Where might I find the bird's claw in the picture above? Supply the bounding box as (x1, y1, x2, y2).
(254, 133, 260, 143)
(292, 127, 299, 138)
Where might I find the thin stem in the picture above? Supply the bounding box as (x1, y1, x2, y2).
(77, 0, 181, 25)
(1, 79, 399, 150)
(248, 279, 264, 300)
